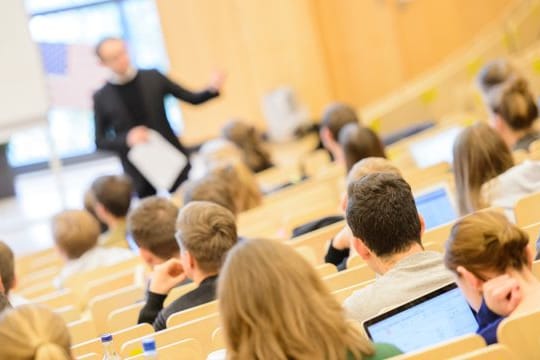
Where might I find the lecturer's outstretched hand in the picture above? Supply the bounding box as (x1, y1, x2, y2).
(127, 126, 150, 147)
(209, 71, 226, 93)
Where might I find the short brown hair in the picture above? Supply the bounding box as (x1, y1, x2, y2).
(339, 124, 386, 172)
(445, 210, 529, 278)
(91, 175, 133, 217)
(182, 174, 238, 215)
(346, 157, 402, 186)
(321, 103, 359, 140)
(0, 241, 15, 294)
(176, 201, 237, 274)
(52, 210, 100, 260)
(127, 197, 179, 260)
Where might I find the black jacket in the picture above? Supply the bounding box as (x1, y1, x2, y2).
(93, 69, 218, 196)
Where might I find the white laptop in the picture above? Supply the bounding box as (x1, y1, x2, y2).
(363, 283, 478, 353)
(409, 126, 462, 168)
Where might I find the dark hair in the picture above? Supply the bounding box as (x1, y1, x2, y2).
(346, 173, 421, 257)
(127, 197, 179, 260)
(476, 59, 517, 94)
(91, 175, 133, 217)
(94, 36, 122, 59)
(321, 103, 359, 140)
(339, 124, 386, 172)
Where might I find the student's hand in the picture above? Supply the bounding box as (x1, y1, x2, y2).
(126, 126, 149, 147)
(332, 226, 353, 250)
(208, 71, 226, 92)
(483, 274, 522, 317)
(149, 258, 187, 295)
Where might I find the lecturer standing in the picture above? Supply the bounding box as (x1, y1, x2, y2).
(93, 37, 223, 198)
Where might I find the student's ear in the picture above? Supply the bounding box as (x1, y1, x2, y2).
(340, 193, 348, 213)
(352, 237, 371, 261)
(525, 245, 535, 269)
(139, 248, 163, 268)
(320, 127, 333, 148)
(94, 202, 108, 221)
(456, 266, 483, 291)
(418, 214, 426, 238)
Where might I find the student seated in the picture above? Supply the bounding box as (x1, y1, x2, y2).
(217, 238, 402, 359)
(339, 124, 386, 172)
(127, 196, 180, 268)
(453, 122, 540, 217)
(138, 201, 237, 331)
(323, 158, 402, 269)
(319, 102, 360, 165)
(52, 210, 133, 288)
(0, 241, 28, 306)
(0, 305, 72, 360)
(222, 120, 273, 173)
(89, 175, 133, 248)
(344, 173, 453, 323)
(444, 210, 540, 344)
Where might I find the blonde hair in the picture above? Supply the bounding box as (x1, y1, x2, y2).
(452, 123, 514, 215)
(347, 157, 402, 186)
(0, 305, 71, 360)
(218, 238, 374, 360)
(210, 162, 262, 212)
(176, 201, 237, 274)
(488, 77, 538, 131)
(52, 210, 100, 259)
(0, 241, 15, 294)
(222, 120, 273, 173)
(445, 210, 530, 279)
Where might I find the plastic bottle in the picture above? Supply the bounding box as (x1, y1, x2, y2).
(101, 333, 121, 360)
(142, 338, 158, 359)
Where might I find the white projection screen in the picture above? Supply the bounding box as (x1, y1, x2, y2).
(0, 1, 49, 142)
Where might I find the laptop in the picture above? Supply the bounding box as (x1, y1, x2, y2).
(409, 126, 462, 168)
(363, 283, 478, 353)
(414, 185, 457, 230)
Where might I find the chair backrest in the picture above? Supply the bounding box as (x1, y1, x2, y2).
(34, 289, 76, 310)
(532, 260, 540, 279)
(332, 280, 374, 304)
(323, 264, 375, 291)
(68, 318, 98, 345)
(522, 221, 540, 258)
(17, 266, 60, 290)
(211, 327, 225, 352)
(422, 221, 454, 248)
(84, 269, 137, 304)
(450, 344, 516, 359)
(89, 285, 144, 334)
(121, 313, 220, 358)
(290, 220, 346, 261)
(16, 248, 61, 277)
(76, 353, 101, 360)
(515, 191, 540, 227)
(125, 338, 204, 360)
(294, 246, 317, 265)
(15, 282, 57, 299)
(163, 282, 198, 307)
(54, 305, 80, 323)
(315, 263, 338, 277)
(166, 300, 219, 328)
(346, 255, 363, 269)
(390, 334, 486, 360)
(71, 323, 154, 358)
(107, 302, 145, 333)
(498, 308, 540, 359)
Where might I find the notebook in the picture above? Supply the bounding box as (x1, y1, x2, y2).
(409, 126, 462, 168)
(363, 283, 478, 353)
(414, 185, 457, 229)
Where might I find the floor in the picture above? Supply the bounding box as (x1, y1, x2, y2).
(0, 157, 122, 256)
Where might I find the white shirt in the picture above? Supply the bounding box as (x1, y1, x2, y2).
(54, 246, 134, 289)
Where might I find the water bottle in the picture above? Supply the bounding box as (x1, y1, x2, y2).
(142, 338, 158, 359)
(101, 333, 121, 360)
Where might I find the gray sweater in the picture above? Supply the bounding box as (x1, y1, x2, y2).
(344, 251, 454, 325)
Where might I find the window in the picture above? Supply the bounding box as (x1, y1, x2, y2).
(8, 0, 180, 167)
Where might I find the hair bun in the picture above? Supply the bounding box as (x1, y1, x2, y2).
(35, 342, 70, 360)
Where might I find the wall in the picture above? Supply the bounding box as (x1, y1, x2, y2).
(157, 0, 514, 144)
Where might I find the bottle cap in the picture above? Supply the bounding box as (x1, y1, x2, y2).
(142, 338, 156, 352)
(101, 334, 113, 343)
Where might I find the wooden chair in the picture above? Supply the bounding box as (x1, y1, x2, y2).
(290, 220, 346, 262)
(125, 338, 204, 360)
(15, 282, 57, 299)
(514, 191, 540, 227)
(450, 344, 516, 359)
(498, 308, 540, 359)
(84, 269, 137, 304)
(71, 323, 154, 358)
(301, 148, 331, 177)
(323, 265, 375, 292)
(89, 285, 145, 334)
(107, 302, 145, 333)
(423, 241, 445, 253)
(532, 260, 540, 279)
(390, 334, 486, 360)
(422, 221, 453, 249)
(166, 300, 218, 328)
(16, 248, 61, 277)
(121, 313, 220, 358)
(17, 266, 60, 290)
(332, 280, 374, 304)
(255, 164, 302, 193)
(68, 318, 98, 345)
(211, 327, 225, 351)
(294, 246, 317, 265)
(315, 263, 338, 277)
(34, 289, 76, 310)
(163, 282, 198, 307)
(346, 255, 363, 269)
(76, 353, 101, 360)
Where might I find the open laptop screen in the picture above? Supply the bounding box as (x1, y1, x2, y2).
(415, 186, 457, 229)
(363, 283, 477, 353)
(409, 127, 462, 168)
